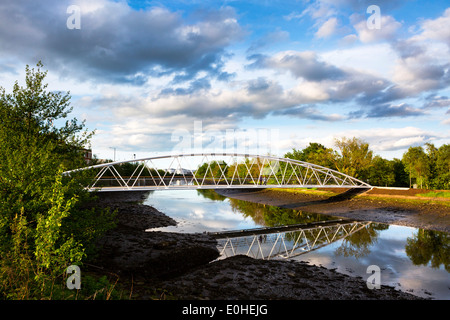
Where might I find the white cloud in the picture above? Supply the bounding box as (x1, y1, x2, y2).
(2, 0, 448, 161)
(0, 0, 245, 84)
(414, 7, 450, 46)
(269, 123, 447, 160)
(353, 15, 402, 43)
(320, 43, 396, 78)
(333, 126, 441, 152)
(315, 17, 339, 38)
(391, 21, 450, 95)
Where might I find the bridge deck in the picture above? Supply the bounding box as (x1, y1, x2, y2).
(208, 219, 357, 238)
(89, 185, 371, 192)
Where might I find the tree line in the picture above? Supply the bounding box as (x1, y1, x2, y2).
(192, 138, 448, 190)
(284, 138, 449, 190)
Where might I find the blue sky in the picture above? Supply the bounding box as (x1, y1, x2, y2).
(0, 0, 449, 161)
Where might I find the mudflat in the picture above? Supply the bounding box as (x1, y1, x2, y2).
(88, 189, 449, 300)
(216, 188, 450, 233)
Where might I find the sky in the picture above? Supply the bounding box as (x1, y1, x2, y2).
(0, 0, 449, 162)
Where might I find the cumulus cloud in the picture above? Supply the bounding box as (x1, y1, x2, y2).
(315, 17, 339, 38)
(248, 50, 395, 108)
(2, 0, 448, 158)
(249, 51, 346, 81)
(352, 14, 402, 43)
(423, 94, 450, 109)
(387, 10, 450, 98)
(0, 0, 244, 84)
(392, 54, 450, 93)
(277, 125, 443, 156)
(414, 7, 450, 47)
(328, 8, 450, 116)
(273, 105, 345, 121)
(332, 127, 441, 152)
(366, 103, 426, 118)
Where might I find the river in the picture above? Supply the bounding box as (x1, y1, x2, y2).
(144, 189, 449, 300)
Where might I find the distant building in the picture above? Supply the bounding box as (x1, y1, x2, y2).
(166, 168, 193, 175)
(81, 148, 92, 164)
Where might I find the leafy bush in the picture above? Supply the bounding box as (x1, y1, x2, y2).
(0, 62, 116, 299)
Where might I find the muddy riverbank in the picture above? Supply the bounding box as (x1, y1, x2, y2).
(87, 190, 448, 300)
(216, 188, 450, 233)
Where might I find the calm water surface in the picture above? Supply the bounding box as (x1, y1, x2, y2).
(144, 189, 449, 300)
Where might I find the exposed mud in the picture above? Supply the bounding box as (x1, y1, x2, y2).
(216, 188, 450, 233)
(90, 193, 219, 280)
(87, 190, 443, 300)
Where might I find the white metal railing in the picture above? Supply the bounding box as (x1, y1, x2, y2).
(63, 153, 372, 191)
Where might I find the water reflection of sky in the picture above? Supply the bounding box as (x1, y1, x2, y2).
(145, 190, 262, 233)
(144, 190, 449, 300)
(296, 226, 449, 300)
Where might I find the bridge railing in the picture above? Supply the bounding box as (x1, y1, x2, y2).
(64, 153, 371, 191)
(212, 220, 372, 260)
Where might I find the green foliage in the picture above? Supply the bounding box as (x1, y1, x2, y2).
(0, 62, 91, 169)
(34, 169, 85, 285)
(367, 156, 395, 187)
(433, 144, 450, 190)
(335, 223, 387, 259)
(392, 158, 409, 187)
(228, 197, 334, 227)
(402, 143, 450, 189)
(0, 62, 116, 299)
(196, 189, 227, 201)
(333, 137, 373, 180)
(402, 146, 429, 188)
(405, 230, 449, 272)
(284, 143, 336, 169)
(283, 139, 448, 189)
(196, 160, 228, 179)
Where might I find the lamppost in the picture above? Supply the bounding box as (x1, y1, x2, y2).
(110, 147, 116, 162)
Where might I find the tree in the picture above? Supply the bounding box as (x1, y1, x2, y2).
(392, 158, 409, 187)
(367, 156, 395, 187)
(284, 148, 304, 161)
(424, 143, 438, 189)
(333, 137, 373, 180)
(402, 146, 430, 188)
(284, 143, 337, 169)
(0, 62, 91, 168)
(196, 161, 228, 180)
(434, 144, 450, 189)
(0, 62, 115, 299)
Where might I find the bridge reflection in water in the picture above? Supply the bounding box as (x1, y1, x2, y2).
(209, 220, 371, 260)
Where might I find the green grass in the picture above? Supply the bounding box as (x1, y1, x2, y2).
(268, 188, 337, 196)
(416, 191, 450, 198)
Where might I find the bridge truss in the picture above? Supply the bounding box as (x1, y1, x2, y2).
(64, 153, 371, 192)
(212, 220, 372, 260)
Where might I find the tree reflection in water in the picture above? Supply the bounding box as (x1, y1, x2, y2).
(334, 223, 388, 259)
(226, 196, 336, 227)
(198, 190, 449, 270)
(405, 229, 449, 272)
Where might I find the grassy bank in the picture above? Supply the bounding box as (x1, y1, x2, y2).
(268, 187, 450, 207)
(266, 187, 337, 197)
(416, 191, 450, 198)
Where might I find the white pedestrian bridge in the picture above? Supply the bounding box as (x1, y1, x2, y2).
(63, 153, 372, 192)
